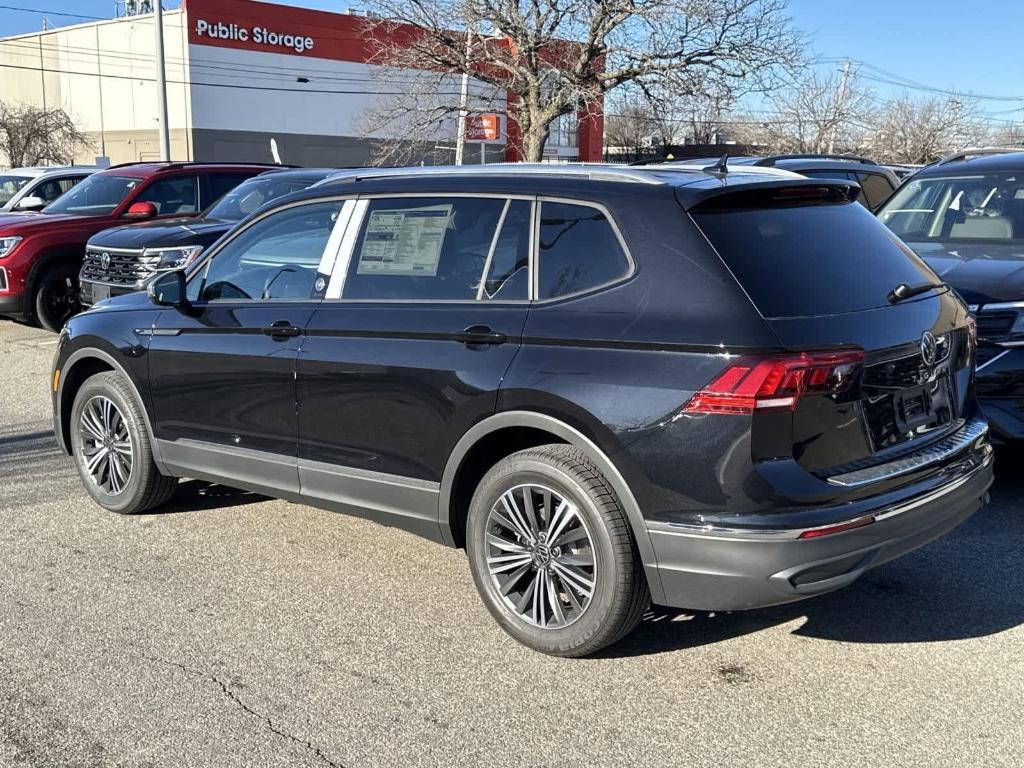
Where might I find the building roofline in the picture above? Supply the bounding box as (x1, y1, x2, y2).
(0, 7, 185, 44)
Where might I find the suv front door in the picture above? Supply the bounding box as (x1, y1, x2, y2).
(296, 195, 532, 536)
(146, 199, 350, 494)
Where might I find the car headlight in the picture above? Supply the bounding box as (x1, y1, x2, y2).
(147, 245, 204, 270)
(0, 236, 22, 258)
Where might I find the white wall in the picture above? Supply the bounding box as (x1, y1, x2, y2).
(187, 43, 502, 143)
(0, 10, 191, 134)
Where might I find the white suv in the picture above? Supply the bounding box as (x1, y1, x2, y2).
(0, 166, 97, 213)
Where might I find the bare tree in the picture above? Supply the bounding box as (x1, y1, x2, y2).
(870, 94, 989, 164)
(0, 102, 91, 168)
(759, 68, 875, 155)
(363, 0, 804, 162)
(988, 121, 1024, 149)
(604, 96, 658, 160)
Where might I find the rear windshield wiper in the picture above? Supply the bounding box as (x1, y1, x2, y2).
(888, 281, 947, 304)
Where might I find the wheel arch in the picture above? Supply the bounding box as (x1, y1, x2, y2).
(439, 410, 666, 604)
(25, 247, 84, 322)
(56, 348, 166, 472)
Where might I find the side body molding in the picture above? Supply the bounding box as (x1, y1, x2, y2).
(438, 410, 667, 604)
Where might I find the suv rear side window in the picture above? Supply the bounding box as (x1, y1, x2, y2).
(136, 175, 198, 215)
(203, 172, 258, 209)
(537, 201, 630, 299)
(692, 193, 936, 318)
(342, 197, 505, 300)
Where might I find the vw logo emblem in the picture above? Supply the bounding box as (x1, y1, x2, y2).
(920, 331, 938, 366)
(99, 252, 111, 271)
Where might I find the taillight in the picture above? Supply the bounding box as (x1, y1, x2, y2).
(682, 350, 864, 415)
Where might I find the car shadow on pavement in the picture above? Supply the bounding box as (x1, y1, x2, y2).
(144, 479, 270, 515)
(601, 455, 1024, 658)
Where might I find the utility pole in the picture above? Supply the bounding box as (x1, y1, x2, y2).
(454, 26, 474, 165)
(827, 59, 851, 155)
(154, 0, 171, 160)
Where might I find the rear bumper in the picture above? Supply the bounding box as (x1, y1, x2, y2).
(648, 442, 994, 610)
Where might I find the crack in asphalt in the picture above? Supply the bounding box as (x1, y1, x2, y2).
(135, 653, 345, 768)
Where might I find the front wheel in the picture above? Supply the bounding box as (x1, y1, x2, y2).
(70, 372, 177, 514)
(33, 262, 81, 332)
(466, 444, 650, 657)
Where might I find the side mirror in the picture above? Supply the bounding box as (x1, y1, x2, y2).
(124, 201, 158, 220)
(147, 269, 189, 308)
(16, 195, 45, 212)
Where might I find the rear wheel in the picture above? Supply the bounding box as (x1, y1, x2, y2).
(467, 444, 649, 657)
(70, 372, 177, 514)
(33, 262, 81, 332)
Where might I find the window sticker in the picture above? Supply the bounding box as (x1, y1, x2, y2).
(356, 204, 453, 276)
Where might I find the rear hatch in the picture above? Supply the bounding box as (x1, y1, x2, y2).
(688, 184, 976, 480)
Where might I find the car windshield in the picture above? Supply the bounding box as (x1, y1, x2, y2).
(44, 174, 140, 216)
(0, 175, 31, 206)
(205, 175, 323, 221)
(879, 171, 1024, 245)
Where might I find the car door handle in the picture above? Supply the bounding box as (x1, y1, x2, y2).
(453, 325, 507, 345)
(263, 320, 302, 340)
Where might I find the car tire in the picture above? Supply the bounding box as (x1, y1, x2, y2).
(33, 262, 82, 332)
(70, 371, 177, 514)
(466, 444, 650, 657)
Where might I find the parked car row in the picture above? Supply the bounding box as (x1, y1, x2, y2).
(0, 161, 309, 330)
(51, 160, 993, 656)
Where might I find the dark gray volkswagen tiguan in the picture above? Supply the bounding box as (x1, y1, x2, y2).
(52, 163, 993, 656)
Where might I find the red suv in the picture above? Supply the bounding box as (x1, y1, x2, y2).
(0, 161, 278, 330)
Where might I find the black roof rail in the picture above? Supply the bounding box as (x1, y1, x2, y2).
(103, 160, 295, 171)
(754, 153, 877, 167)
(936, 147, 1024, 166)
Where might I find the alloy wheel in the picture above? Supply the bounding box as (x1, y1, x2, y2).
(484, 483, 597, 629)
(79, 395, 134, 495)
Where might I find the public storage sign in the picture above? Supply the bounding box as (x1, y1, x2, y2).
(194, 19, 315, 53)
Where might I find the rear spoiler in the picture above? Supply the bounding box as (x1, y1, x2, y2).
(679, 178, 860, 211)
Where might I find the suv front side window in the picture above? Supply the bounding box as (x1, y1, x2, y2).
(879, 172, 1024, 244)
(190, 200, 344, 302)
(340, 197, 508, 301)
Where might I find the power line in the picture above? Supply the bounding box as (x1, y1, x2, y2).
(0, 4, 106, 20)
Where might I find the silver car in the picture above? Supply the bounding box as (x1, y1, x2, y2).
(0, 165, 97, 212)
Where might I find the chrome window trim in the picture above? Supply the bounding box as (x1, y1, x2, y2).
(316, 199, 356, 279)
(325, 198, 367, 299)
(187, 195, 357, 303)
(476, 198, 510, 301)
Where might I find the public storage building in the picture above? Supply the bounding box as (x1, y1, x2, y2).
(0, 0, 603, 166)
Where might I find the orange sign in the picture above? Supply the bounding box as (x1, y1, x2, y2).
(466, 114, 501, 142)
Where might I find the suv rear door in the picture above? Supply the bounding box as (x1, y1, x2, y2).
(296, 194, 531, 535)
(689, 184, 975, 483)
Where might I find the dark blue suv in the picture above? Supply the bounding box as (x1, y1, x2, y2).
(878, 148, 1024, 440)
(52, 164, 991, 656)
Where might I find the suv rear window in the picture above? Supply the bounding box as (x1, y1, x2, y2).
(692, 192, 937, 318)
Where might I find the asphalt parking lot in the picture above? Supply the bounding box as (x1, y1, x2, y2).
(1, 319, 1023, 768)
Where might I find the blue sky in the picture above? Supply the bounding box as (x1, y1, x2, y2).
(2, 0, 1023, 119)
